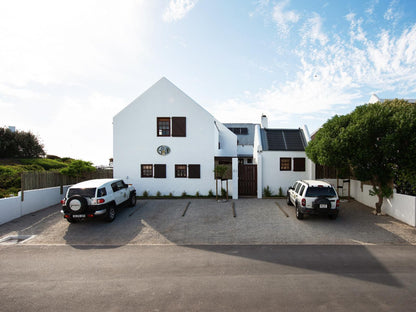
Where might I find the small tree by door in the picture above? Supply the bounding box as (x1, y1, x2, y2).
(214, 165, 229, 201)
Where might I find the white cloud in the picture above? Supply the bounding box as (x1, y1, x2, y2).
(272, 0, 300, 36)
(300, 13, 328, 46)
(42, 92, 126, 164)
(384, 0, 402, 23)
(163, 0, 198, 22)
(346, 13, 367, 43)
(217, 15, 416, 127)
(365, 0, 379, 16)
(0, 0, 157, 165)
(0, 0, 151, 87)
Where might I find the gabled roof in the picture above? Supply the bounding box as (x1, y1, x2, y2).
(114, 77, 215, 121)
(224, 123, 256, 146)
(261, 129, 307, 151)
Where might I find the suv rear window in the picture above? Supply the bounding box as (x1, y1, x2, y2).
(68, 188, 96, 198)
(305, 186, 336, 197)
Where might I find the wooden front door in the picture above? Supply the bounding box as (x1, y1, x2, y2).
(238, 164, 257, 196)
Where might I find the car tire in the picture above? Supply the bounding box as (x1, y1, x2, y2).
(105, 204, 116, 222)
(129, 195, 136, 207)
(287, 195, 293, 206)
(296, 204, 304, 220)
(66, 195, 88, 213)
(66, 217, 77, 224)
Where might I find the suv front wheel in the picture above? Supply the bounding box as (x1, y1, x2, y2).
(129, 195, 137, 207)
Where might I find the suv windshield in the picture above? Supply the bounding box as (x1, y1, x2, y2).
(305, 186, 336, 197)
(68, 188, 96, 198)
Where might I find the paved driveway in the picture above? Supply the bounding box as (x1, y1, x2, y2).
(0, 199, 415, 246)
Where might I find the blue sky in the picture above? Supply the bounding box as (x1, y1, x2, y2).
(1, 0, 416, 165)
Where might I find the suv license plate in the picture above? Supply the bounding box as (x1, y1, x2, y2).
(73, 214, 86, 218)
(319, 204, 327, 208)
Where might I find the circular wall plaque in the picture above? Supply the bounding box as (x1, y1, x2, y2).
(157, 145, 171, 156)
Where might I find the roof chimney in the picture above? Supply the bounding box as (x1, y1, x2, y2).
(261, 114, 268, 128)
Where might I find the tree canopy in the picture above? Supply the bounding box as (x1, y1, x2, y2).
(306, 99, 416, 213)
(0, 127, 45, 158)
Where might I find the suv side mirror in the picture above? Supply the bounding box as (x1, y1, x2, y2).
(288, 187, 294, 190)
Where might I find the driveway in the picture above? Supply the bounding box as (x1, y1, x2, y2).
(0, 198, 415, 246)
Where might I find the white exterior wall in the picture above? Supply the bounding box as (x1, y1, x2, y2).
(261, 151, 311, 196)
(113, 78, 236, 197)
(215, 121, 237, 157)
(323, 178, 416, 227)
(237, 145, 254, 157)
(0, 186, 69, 225)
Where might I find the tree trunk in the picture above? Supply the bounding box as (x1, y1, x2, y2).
(375, 194, 383, 215)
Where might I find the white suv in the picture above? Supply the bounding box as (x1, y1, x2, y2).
(287, 180, 340, 220)
(61, 178, 136, 223)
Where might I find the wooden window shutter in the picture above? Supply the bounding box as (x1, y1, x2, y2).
(293, 158, 306, 172)
(188, 164, 200, 179)
(154, 164, 166, 178)
(172, 117, 186, 137)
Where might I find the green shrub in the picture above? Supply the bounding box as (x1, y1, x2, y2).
(208, 190, 214, 197)
(0, 187, 19, 198)
(263, 186, 272, 197)
(195, 191, 200, 197)
(169, 192, 173, 197)
(221, 188, 227, 198)
(60, 160, 96, 177)
(20, 158, 67, 170)
(142, 190, 149, 198)
(182, 191, 187, 197)
(156, 191, 161, 197)
(278, 187, 283, 197)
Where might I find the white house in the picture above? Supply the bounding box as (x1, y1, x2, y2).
(113, 77, 238, 198)
(253, 121, 313, 198)
(113, 77, 313, 199)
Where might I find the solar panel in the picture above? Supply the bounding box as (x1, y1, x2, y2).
(265, 129, 305, 151)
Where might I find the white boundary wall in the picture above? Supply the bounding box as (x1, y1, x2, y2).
(324, 179, 416, 227)
(0, 186, 69, 226)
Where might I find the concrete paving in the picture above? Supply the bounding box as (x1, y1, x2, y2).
(1, 244, 416, 312)
(0, 198, 415, 246)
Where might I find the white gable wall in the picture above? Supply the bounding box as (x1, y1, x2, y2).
(113, 78, 237, 197)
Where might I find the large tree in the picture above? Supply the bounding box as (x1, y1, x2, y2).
(0, 127, 45, 158)
(306, 99, 416, 214)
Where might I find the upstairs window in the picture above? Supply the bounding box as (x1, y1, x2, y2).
(229, 127, 248, 135)
(157, 117, 170, 136)
(157, 117, 186, 137)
